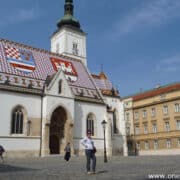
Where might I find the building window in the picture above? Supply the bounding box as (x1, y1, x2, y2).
(134, 112, 139, 120)
(145, 141, 149, 150)
(135, 125, 140, 135)
(176, 120, 180, 130)
(152, 123, 157, 133)
(154, 140, 158, 150)
(58, 80, 62, 94)
(160, 94, 166, 100)
(175, 103, 180, 113)
(142, 110, 147, 118)
(124, 102, 129, 108)
(11, 106, 24, 134)
(163, 105, 168, 115)
(165, 122, 170, 132)
(144, 124, 148, 134)
(126, 126, 130, 135)
(166, 139, 171, 149)
(87, 113, 95, 136)
(72, 43, 78, 55)
(151, 108, 156, 117)
(178, 138, 180, 148)
(125, 113, 130, 121)
(136, 142, 140, 150)
(27, 120, 31, 136)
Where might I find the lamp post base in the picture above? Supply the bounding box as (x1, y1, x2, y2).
(104, 150, 108, 163)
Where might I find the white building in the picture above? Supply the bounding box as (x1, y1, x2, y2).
(0, 0, 127, 158)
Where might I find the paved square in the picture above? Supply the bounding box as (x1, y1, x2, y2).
(0, 155, 180, 180)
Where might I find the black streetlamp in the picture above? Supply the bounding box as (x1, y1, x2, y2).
(101, 120, 107, 163)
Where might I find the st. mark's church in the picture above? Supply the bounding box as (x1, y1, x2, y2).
(0, 0, 127, 157)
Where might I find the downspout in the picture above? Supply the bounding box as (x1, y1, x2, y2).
(39, 85, 45, 157)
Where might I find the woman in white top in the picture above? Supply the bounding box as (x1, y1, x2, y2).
(80, 130, 96, 174)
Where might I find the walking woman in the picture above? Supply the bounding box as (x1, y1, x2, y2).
(0, 145, 5, 163)
(64, 142, 71, 162)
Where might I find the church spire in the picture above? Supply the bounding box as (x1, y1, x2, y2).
(51, 0, 87, 66)
(57, 0, 80, 29)
(64, 0, 73, 15)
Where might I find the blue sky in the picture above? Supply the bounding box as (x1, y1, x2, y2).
(1, 0, 180, 97)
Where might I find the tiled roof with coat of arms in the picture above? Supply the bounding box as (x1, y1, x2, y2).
(0, 38, 104, 103)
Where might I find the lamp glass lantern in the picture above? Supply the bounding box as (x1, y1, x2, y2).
(101, 120, 107, 129)
(101, 120, 107, 163)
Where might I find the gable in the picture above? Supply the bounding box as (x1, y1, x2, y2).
(92, 73, 120, 97)
(45, 69, 74, 98)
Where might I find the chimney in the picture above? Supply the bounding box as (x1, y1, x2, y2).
(155, 83, 161, 88)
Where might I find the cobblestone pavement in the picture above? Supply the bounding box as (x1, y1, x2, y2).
(0, 155, 180, 180)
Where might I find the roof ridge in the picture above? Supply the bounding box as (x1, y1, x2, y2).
(82, 66, 105, 103)
(123, 81, 180, 99)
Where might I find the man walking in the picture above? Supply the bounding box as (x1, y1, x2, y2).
(80, 130, 96, 174)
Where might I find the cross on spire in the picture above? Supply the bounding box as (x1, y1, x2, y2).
(65, 0, 74, 16)
(65, 0, 73, 3)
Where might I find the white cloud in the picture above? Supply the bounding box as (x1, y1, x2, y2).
(156, 54, 180, 73)
(112, 0, 180, 36)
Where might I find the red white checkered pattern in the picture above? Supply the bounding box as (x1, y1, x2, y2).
(4, 46, 21, 60)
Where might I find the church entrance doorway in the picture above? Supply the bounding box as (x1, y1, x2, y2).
(49, 106, 67, 154)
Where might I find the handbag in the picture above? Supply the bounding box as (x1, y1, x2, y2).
(92, 146, 97, 153)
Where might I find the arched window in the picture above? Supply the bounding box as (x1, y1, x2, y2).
(72, 43, 78, 55)
(113, 110, 118, 134)
(11, 106, 24, 134)
(86, 113, 95, 136)
(58, 79, 62, 94)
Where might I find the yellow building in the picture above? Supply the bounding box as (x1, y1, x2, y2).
(123, 97, 135, 155)
(124, 82, 180, 155)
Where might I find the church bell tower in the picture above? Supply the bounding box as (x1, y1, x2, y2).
(51, 0, 87, 66)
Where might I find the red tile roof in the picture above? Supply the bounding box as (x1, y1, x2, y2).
(0, 38, 103, 102)
(133, 83, 180, 101)
(91, 72, 119, 97)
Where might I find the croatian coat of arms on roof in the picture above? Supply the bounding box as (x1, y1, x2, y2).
(3, 45, 36, 74)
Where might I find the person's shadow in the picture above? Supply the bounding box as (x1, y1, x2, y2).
(0, 164, 35, 173)
(96, 170, 108, 174)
